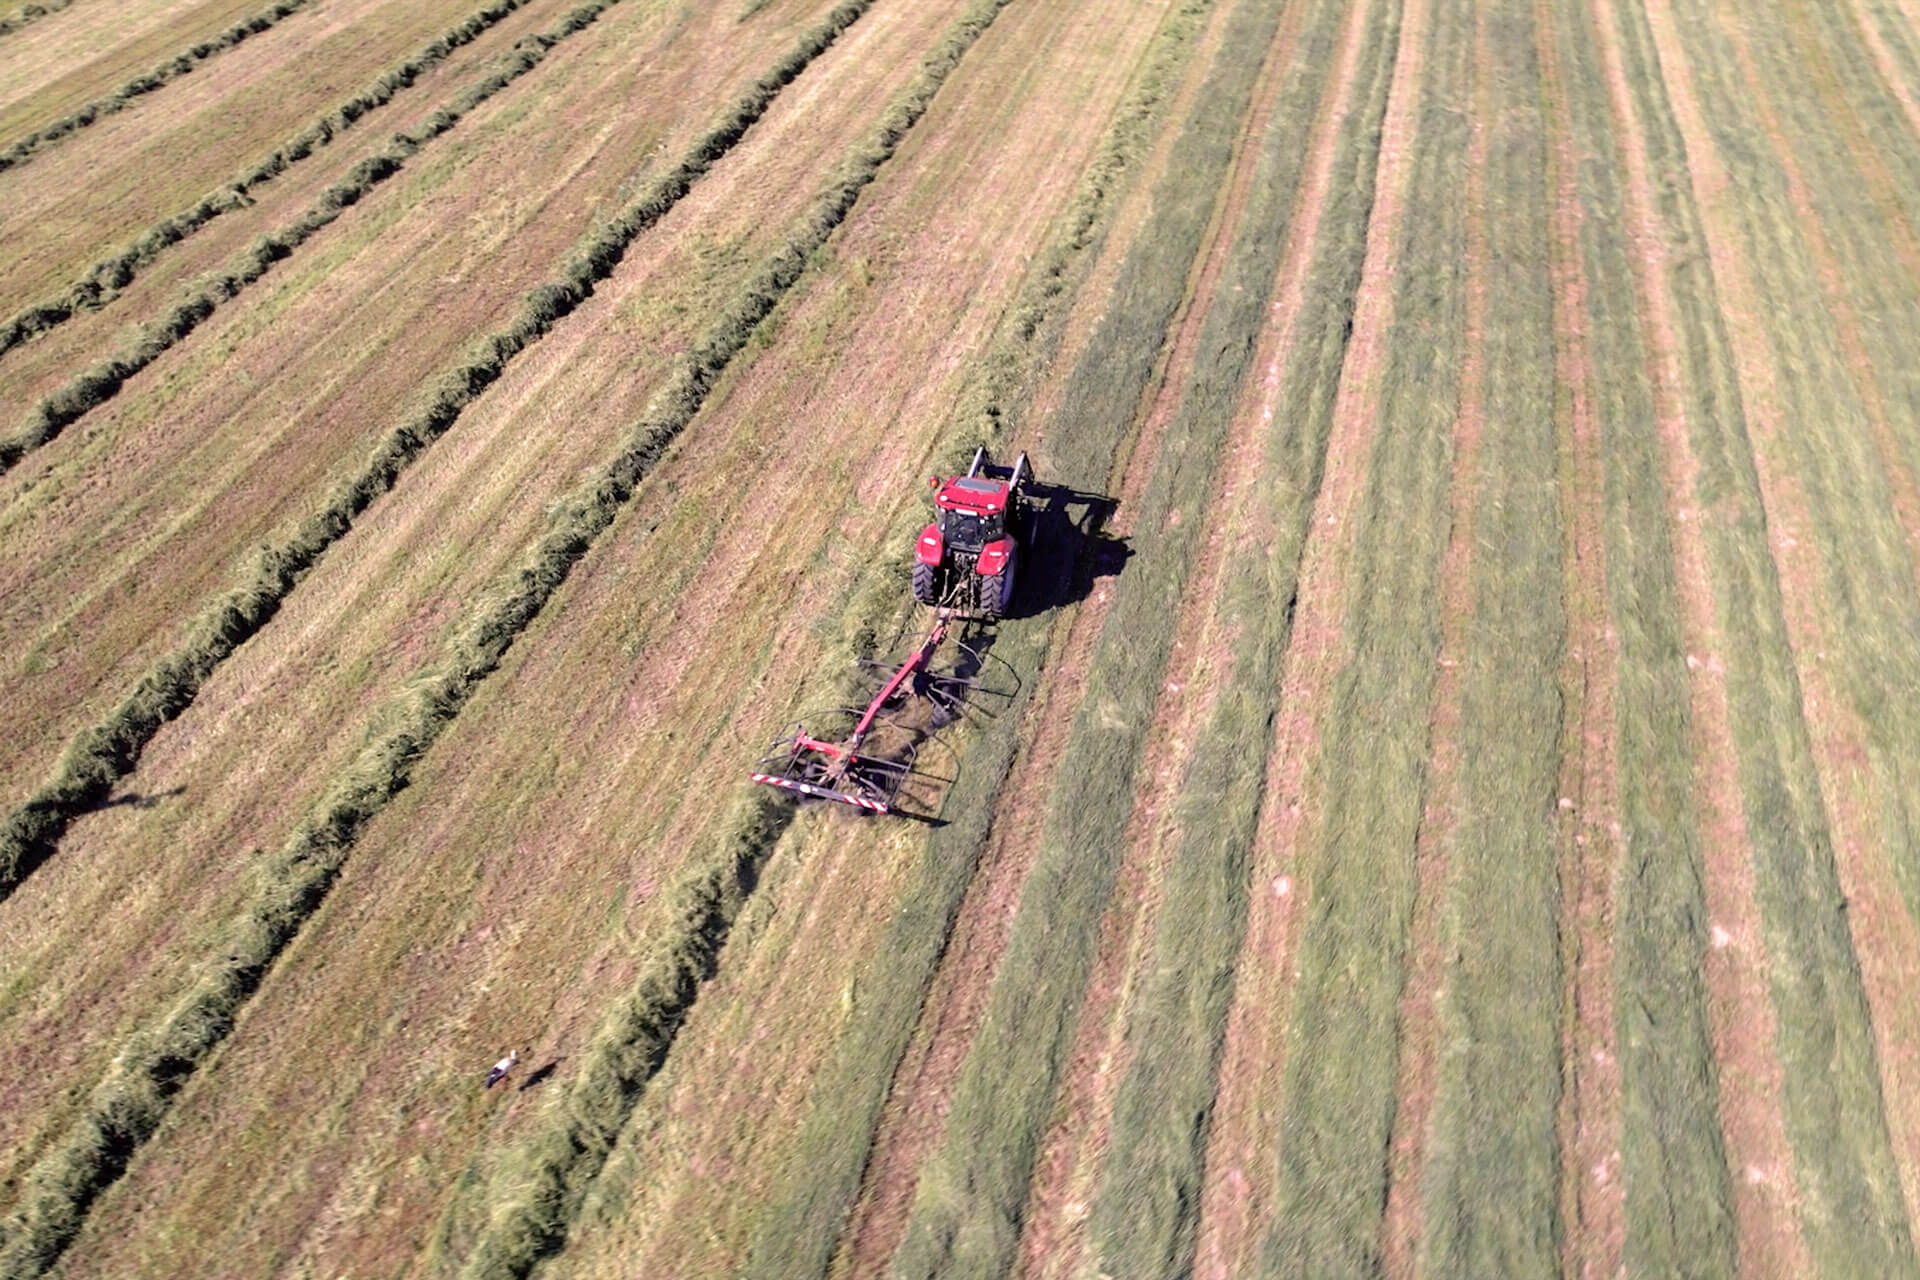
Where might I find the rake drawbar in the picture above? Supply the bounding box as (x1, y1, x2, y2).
(750, 613, 957, 814)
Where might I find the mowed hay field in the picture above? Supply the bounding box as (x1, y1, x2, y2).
(4, 0, 1920, 1274)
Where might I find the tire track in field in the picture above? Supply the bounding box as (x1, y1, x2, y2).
(0, 0, 75, 41)
(1538, 5, 1625, 1273)
(1375, 3, 1487, 1267)
(0, 0, 664, 471)
(1717, 5, 1920, 1231)
(0, 0, 875, 907)
(0, 0, 551, 367)
(1590, 0, 1809, 1269)
(1187, 0, 1430, 1272)
(0, 0, 982, 1268)
(1643, 1, 1919, 1261)
(0, 0, 315, 174)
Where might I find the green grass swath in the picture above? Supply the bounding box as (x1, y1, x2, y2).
(1607, 0, 1916, 1269)
(1552, 0, 1735, 1269)
(1256, 0, 1472, 1268)
(1084, 1, 1402, 1272)
(1413, 2, 1565, 1269)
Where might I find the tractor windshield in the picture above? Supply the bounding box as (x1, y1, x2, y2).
(939, 507, 1002, 550)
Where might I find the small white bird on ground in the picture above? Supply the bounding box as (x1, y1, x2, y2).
(485, 1049, 521, 1089)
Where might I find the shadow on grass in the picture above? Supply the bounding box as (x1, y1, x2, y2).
(96, 784, 187, 812)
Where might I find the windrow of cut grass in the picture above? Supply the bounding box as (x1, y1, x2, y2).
(1550, 0, 1734, 1269)
(0, 0, 546, 366)
(0, 0, 314, 174)
(730, 6, 1246, 1278)
(0, 0, 74, 41)
(1735, 0, 1920, 936)
(880, 0, 1317, 1275)
(0, 0, 876, 909)
(1254, 0, 1472, 1269)
(1081, 0, 1401, 1273)
(414, 7, 1034, 1277)
(1411, 2, 1564, 1270)
(0, 0, 674, 472)
(0, 0, 974, 1262)
(1608, 0, 1916, 1271)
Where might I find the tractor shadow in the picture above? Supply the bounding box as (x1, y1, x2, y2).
(1005, 481, 1129, 621)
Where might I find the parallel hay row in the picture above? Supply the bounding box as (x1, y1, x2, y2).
(882, 0, 1307, 1271)
(732, 6, 1238, 1277)
(0, 0, 656, 470)
(0, 0, 968, 1266)
(1412, 1, 1564, 1269)
(0, 0, 314, 173)
(1549, 0, 1735, 1270)
(1607, 0, 1914, 1270)
(428, 5, 1027, 1275)
(0, 0, 544, 365)
(1255, 0, 1470, 1268)
(1083, 0, 1401, 1270)
(0, 0, 74, 41)
(0, 0, 876, 908)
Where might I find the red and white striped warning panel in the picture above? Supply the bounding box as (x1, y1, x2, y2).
(750, 773, 889, 813)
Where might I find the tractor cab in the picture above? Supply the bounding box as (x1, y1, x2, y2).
(933, 477, 1011, 549)
(914, 449, 1030, 618)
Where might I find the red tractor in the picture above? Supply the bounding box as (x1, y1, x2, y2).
(913, 448, 1031, 620)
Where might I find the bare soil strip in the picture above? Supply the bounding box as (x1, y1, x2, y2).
(1538, 4, 1625, 1272)
(1376, 3, 1487, 1267)
(1594, 0, 1819, 1269)
(1188, 0, 1432, 1273)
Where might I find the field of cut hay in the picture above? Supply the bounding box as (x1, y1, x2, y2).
(4, 0, 1920, 1275)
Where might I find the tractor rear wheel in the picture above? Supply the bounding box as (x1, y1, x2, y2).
(978, 566, 1014, 620)
(912, 560, 939, 607)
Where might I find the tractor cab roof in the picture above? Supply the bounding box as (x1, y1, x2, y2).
(934, 475, 1008, 514)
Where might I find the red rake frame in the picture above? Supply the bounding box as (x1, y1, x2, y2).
(751, 613, 990, 815)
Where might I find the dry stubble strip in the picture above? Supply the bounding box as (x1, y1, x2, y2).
(1604, 0, 1901, 1270)
(1081, 0, 1402, 1273)
(0, 0, 970, 1268)
(0, 0, 316, 174)
(1251, 0, 1470, 1269)
(1555, 0, 1735, 1270)
(0, 0, 877, 909)
(437, 5, 1036, 1275)
(0, 0, 547, 367)
(0, 0, 75, 41)
(0, 0, 665, 472)
(1411, 0, 1568, 1271)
